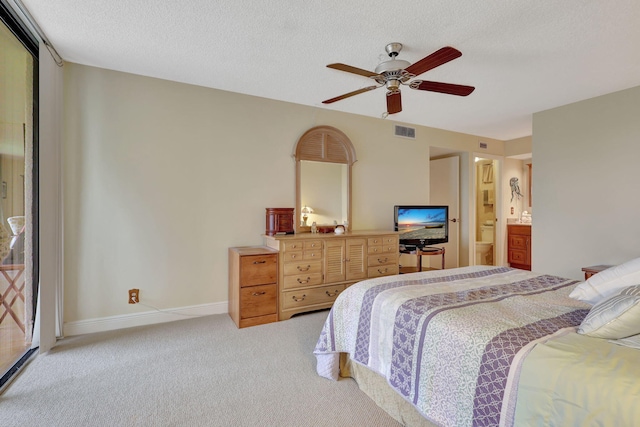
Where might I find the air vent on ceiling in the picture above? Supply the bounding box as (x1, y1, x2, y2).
(394, 125, 416, 139)
(478, 141, 488, 150)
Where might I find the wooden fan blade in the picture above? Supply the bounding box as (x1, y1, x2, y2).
(327, 63, 380, 78)
(404, 47, 462, 77)
(386, 91, 402, 114)
(322, 86, 378, 104)
(410, 80, 475, 96)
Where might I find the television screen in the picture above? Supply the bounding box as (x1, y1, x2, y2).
(394, 205, 449, 247)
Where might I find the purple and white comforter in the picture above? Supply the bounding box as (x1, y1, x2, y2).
(314, 266, 590, 427)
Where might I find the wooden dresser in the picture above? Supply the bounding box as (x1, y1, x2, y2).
(264, 230, 399, 320)
(228, 246, 279, 328)
(507, 224, 531, 271)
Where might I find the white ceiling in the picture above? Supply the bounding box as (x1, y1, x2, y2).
(19, 0, 640, 140)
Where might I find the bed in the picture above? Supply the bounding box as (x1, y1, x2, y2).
(314, 265, 640, 427)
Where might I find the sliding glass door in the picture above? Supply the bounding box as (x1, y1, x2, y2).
(0, 3, 38, 390)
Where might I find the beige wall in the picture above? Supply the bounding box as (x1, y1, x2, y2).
(533, 85, 640, 279)
(63, 63, 503, 329)
(504, 136, 532, 157)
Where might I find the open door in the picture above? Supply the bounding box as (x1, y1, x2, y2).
(429, 157, 459, 269)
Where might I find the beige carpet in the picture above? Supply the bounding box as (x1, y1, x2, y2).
(0, 310, 401, 427)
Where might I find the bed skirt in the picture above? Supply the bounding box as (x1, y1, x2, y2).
(339, 353, 439, 427)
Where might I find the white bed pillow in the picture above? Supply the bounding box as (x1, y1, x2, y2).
(569, 257, 640, 304)
(577, 285, 640, 339)
(608, 334, 640, 350)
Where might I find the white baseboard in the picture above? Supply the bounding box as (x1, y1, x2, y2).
(63, 301, 229, 336)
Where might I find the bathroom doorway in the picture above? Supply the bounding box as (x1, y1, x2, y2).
(474, 156, 499, 265)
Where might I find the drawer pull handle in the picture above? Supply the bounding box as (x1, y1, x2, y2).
(326, 290, 340, 297)
(297, 277, 311, 284)
(377, 257, 388, 264)
(297, 265, 311, 272)
(377, 268, 388, 274)
(292, 294, 306, 302)
(252, 291, 266, 296)
(253, 260, 267, 264)
(290, 254, 297, 259)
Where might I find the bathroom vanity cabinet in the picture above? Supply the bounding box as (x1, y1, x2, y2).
(507, 224, 531, 270)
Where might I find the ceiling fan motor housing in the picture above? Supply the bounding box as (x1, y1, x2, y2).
(374, 59, 411, 75)
(375, 43, 411, 88)
(374, 60, 412, 89)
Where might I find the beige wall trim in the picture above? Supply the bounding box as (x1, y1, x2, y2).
(63, 301, 228, 336)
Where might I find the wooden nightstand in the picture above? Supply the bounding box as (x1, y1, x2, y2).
(228, 246, 278, 328)
(581, 265, 613, 280)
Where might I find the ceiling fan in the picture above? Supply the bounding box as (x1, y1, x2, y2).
(322, 43, 475, 114)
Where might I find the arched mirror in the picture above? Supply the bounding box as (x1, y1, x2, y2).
(294, 126, 356, 233)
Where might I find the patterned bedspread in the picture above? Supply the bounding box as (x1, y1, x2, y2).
(314, 266, 590, 427)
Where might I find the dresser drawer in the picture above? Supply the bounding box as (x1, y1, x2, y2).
(282, 249, 322, 262)
(367, 253, 398, 267)
(367, 237, 385, 246)
(283, 272, 323, 290)
(368, 264, 399, 278)
(282, 284, 345, 310)
(282, 251, 303, 262)
(240, 284, 277, 318)
(283, 241, 304, 252)
(368, 245, 384, 255)
(303, 249, 322, 261)
(382, 243, 398, 253)
(283, 260, 322, 276)
(239, 254, 278, 287)
(368, 236, 397, 245)
(304, 240, 323, 250)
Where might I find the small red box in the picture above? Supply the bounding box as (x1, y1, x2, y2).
(316, 225, 335, 234)
(265, 208, 294, 236)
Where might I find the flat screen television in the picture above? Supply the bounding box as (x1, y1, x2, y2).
(394, 205, 449, 248)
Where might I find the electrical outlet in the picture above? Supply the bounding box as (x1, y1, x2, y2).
(128, 289, 139, 304)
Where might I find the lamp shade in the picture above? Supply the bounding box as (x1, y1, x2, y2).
(301, 206, 314, 215)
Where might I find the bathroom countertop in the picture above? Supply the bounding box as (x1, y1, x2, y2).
(506, 220, 531, 225)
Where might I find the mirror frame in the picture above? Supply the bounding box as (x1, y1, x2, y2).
(294, 126, 357, 233)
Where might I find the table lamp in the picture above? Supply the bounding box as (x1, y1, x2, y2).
(301, 206, 313, 226)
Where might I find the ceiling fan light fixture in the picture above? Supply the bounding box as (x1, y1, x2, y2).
(386, 80, 400, 92)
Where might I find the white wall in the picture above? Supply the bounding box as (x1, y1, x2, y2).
(62, 63, 503, 333)
(533, 85, 640, 279)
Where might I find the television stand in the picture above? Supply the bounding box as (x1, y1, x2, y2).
(399, 246, 445, 273)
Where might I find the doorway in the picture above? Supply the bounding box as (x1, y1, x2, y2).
(429, 156, 459, 269)
(472, 154, 504, 266)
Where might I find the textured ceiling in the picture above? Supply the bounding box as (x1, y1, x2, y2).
(18, 0, 640, 140)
